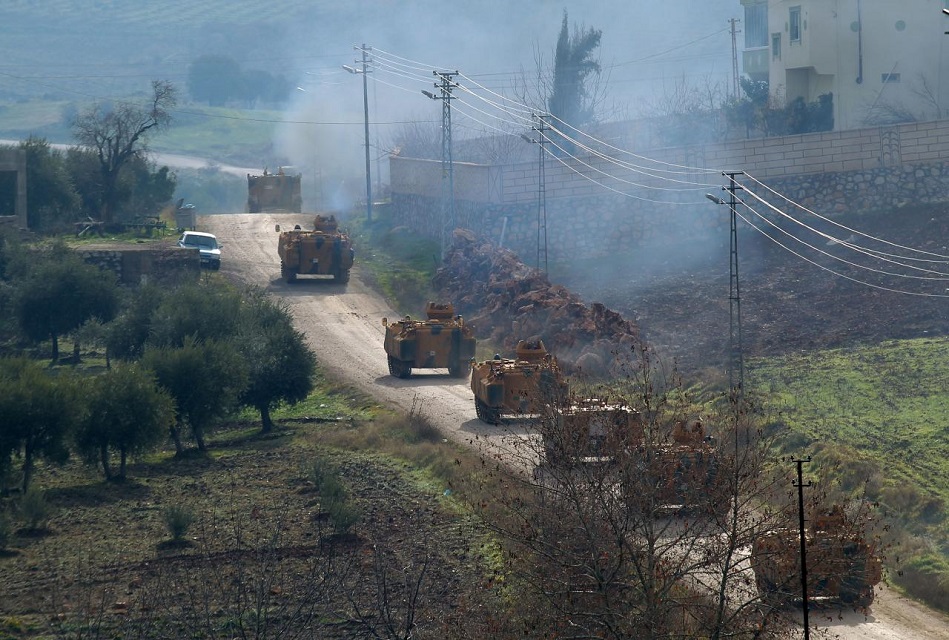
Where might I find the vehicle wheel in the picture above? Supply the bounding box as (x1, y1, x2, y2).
(448, 358, 468, 378)
(281, 261, 297, 283)
(855, 587, 875, 608)
(474, 397, 500, 425)
(387, 355, 411, 379)
(335, 269, 350, 284)
(212, 261, 221, 271)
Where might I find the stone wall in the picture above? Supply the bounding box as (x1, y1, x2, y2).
(389, 118, 949, 261)
(78, 245, 200, 285)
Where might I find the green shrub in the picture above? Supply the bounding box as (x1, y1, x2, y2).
(18, 487, 53, 532)
(328, 499, 360, 534)
(163, 504, 195, 541)
(0, 510, 12, 549)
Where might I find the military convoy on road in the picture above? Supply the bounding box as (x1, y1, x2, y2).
(378, 304, 882, 609)
(382, 302, 477, 378)
(276, 215, 354, 284)
(247, 168, 302, 213)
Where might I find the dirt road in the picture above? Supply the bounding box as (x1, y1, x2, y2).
(204, 213, 949, 640)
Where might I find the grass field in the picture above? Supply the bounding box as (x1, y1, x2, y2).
(748, 338, 949, 605)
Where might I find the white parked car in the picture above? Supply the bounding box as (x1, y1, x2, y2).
(178, 231, 221, 270)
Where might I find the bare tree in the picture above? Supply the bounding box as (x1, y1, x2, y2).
(477, 345, 794, 639)
(387, 120, 441, 161)
(72, 79, 177, 225)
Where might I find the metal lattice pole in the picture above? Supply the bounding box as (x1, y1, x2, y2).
(423, 71, 458, 259)
(725, 171, 745, 398)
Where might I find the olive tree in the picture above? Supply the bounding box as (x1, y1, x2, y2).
(235, 289, 316, 433)
(14, 248, 119, 362)
(75, 364, 175, 480)
(0, 358, 81, 492)
(143, 339, 248, 454)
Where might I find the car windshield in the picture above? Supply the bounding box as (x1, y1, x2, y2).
(184, 235, 217, 249)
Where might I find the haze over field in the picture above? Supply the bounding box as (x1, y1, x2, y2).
(0, 1, 741, 201)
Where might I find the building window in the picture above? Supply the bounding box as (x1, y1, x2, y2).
(789, 6, 802, 42)
(772, 33, 782, 60)
(882, 72, 901, 83)
(745, 3, 768, 48)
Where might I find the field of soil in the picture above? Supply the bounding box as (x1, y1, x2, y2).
(556, 204, 949, 378)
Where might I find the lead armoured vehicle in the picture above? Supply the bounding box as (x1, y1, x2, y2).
(751, 505, 883, 608)
(247, 168, 302, 213)
(470, 339, 567, 424)
(382, 302, 477, 378)
(276, 215, 354, 283)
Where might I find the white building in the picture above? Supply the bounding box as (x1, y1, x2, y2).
(741, 0, 949, 130)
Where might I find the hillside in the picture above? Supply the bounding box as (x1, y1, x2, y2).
(557, 203, 949, 376)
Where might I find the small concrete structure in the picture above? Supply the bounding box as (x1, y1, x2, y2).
(0, 147, 27, 229)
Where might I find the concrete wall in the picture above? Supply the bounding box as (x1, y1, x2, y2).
(0, 147, 27, 229)
(389, 117, 949, 262)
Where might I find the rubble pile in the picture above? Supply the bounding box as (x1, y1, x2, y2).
(433, 229, 642, 377)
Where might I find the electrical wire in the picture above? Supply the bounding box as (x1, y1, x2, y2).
(742, 172, 949, 262)
(737, 193, 949, 281)
(732, 204, 949, 298)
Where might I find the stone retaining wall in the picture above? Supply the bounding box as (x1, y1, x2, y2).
(389, 118, 949, 261)
(78, 245, 200, 285)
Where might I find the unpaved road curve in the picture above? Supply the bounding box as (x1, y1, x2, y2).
(204, 213, 949, 640)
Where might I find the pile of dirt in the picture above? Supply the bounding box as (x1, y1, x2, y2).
(433, 229, 641, 376)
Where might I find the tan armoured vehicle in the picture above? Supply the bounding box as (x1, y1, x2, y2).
(541, 407, 724, 514)
(626, 418, 723, 514)
(539, 399, 643, 467)
(470, 339, 567, 424)
(247, 168, 302, 213)
(382, 302, 477, 378)
(276, 215, 354, 283)
(751, 505, 883, 608)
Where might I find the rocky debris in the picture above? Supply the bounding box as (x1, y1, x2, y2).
(433, 229, 642, 377)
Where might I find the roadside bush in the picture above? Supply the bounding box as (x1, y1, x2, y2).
(328, 499, 360, 534)
(0, 510, 12, 549)
(18, 486, 52, 532)
(163, 504, 195, 541)
(306, 459, 361, 534)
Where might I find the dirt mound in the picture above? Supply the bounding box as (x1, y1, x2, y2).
(433, 229, 641, 376)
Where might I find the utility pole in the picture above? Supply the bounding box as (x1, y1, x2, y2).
(725, 171, 745, 399)
(343, 44, 373, 223)
(793, 457, 813, 640)
(422, 70, 458, 259)
(706, 171, 746, 404)
(729, 18, 742, 100)
(522, 113, 550, 273)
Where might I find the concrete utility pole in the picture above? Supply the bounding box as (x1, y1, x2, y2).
(343, 44, 373, 223)
(793, 457, 813, 640)
(422, 71, 458, 259)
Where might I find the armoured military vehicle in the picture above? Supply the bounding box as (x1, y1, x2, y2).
(247, 168, 302, 213)
(751, 505, 883, 608)
(539, 399, 643, 467)
(276, 215, 354, 283)
(470, 339, 567, 424)
(382, 302, 477, 378)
